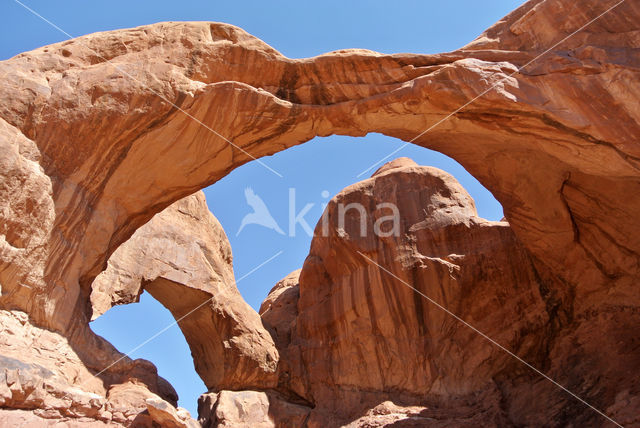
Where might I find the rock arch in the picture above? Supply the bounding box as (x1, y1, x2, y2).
(1, 0, 637, 335)
(0, 0, 638, 423)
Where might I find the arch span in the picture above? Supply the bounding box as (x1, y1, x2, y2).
(0, 0, 637, 352)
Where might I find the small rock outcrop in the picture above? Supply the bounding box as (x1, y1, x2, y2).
(198, 390, 310, 428)
(146, 397, 199, 428)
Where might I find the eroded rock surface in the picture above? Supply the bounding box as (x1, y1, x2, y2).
(257, 160, 553, 426)
(0, 309, 176, 426)
(198, 390, 310, 428)
(146, 397, 199, 428)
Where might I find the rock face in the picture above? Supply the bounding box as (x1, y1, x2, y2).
(0, 191, 268, 425)
(259, 160, 550, 426)
(260, 269, 302, 352)
(255, 158, 640, 427)
(0, 308, 177, 426)
(91, 191, 278, 391)
(0, 0, 638, 426)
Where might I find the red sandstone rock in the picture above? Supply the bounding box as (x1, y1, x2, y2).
(370, 156, 418, 176)
(255, 158, 640, 427)
(259, 269, 301, 351)
(1, 0, 637, 337)
(260, 160, 552, 426)
(198, 390, 310, 428)
(0, 0, 637, 425)
(0, 309, 176, 426)
(0, 409, 123, 427)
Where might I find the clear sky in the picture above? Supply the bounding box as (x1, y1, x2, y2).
(2, 0, 525, 418)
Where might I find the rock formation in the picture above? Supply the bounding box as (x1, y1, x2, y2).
(0, 0, 638, 425)
(255, 159, 549, 426)
(0, 307, 178, 426)
(146, 397, 200, 428)
(91, 191, 278, 391)
(198, 390, 311, 428)
(211, 154, 639, 427)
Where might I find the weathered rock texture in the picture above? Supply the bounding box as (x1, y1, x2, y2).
(255, 158, 640, 427)
(146, 397, 200, 428)
(91, 191, 278, 390)
(0, 191, 264, 425)
(0, 308, 177, 426)
(0, 0, 638, 425)
(198, 390, 310, 428)
(258, 160, 547, 426)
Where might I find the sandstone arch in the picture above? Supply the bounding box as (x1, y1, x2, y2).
(0, 0, 639, 424)
(0, 0, 638, 334)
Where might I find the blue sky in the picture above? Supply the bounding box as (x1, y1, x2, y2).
(2, 0, 524, 418)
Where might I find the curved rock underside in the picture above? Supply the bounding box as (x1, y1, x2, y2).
(0, 0, 638, 426)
